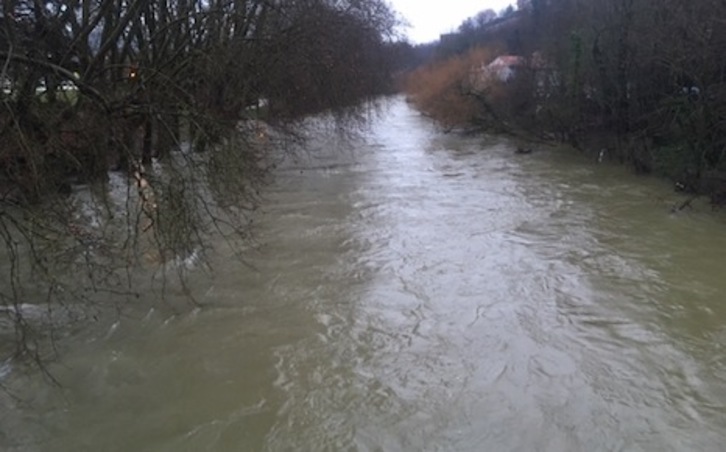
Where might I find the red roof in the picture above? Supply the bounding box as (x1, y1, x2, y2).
(489, 56, 525, 68)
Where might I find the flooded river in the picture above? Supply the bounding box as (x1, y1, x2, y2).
(3, 97, 726, 451)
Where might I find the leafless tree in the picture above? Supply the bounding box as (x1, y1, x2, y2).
(1, 0, 399, 370)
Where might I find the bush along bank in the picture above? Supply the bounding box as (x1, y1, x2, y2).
(401, 0, 726, 208)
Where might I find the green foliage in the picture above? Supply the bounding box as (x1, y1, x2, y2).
(651, 143, 697, 180)
(568, 32, 583, 102)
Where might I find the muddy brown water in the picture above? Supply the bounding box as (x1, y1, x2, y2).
(2, 97, 726, 451)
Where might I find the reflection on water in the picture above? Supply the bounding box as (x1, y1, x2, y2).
(2, 97, 726, 451)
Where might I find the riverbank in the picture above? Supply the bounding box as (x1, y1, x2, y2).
(403, 73, 726, 211)
(536, 130, 726, 209)
(399, 0, 726, 210)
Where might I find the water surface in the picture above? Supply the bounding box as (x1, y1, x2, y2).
(3, 97, 726, 451)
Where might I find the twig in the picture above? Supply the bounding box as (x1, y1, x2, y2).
(671, 195, 697, 213)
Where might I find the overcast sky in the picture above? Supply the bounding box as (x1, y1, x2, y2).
(390, 0, 517, 44)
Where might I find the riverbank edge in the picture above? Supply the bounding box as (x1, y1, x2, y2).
(464, 121, 726, 210)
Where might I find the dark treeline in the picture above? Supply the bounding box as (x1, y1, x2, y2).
(0, 0, 400, 366)
(0, 0, 398, 201)
(404, 0, 726, 203)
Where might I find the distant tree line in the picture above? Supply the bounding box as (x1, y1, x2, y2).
(404, 0, 726, 203)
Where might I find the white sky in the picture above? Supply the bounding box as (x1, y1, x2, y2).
(390, 0, 517, 44)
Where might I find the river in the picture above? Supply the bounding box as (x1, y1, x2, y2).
(2, 97, 726, 451)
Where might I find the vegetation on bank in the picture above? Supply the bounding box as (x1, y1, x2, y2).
(402, 0, 726, 205)
(0, 0, 402, 369)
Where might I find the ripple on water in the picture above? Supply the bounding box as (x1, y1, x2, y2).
(5, 97, 726, 451)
